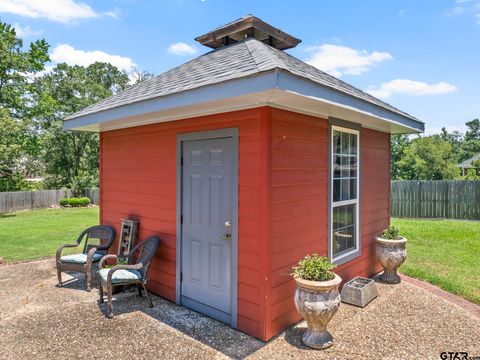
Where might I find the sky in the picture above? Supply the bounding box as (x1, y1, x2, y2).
(0, 0, 479, 134)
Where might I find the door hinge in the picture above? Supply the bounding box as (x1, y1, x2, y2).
(180, 272, 183, 282)
(180, 156, 183, 166)
(180, 214, 183, 224)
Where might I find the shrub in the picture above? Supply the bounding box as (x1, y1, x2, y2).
(59, 198, 69, 207)
(68, 197, 79, 207)
(78, 197, 90, 207)
(69, 175, 98, 197)
(292, 253, 336, 282)
(380, 225, 402, 240)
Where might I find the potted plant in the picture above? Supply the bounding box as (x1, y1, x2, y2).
(292, 254, 342, 349)
(375, 225, 407, 284)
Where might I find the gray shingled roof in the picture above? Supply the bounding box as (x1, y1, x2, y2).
(66, 38, 421, 123)
(458, 154, 480, 168)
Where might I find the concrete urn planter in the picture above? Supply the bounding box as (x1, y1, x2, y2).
(375, 236, 407, 284)
(294, 274, 342, 349)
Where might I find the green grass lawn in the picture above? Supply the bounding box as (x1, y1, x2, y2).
(1, 207, 479, 305)
(0, 207, 99, 263)
(392, 218, 480, 304)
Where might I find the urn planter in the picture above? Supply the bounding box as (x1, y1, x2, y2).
(375, 236, 407, 284)
(294, 274, 342, 349)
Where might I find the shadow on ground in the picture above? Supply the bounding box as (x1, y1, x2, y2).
(97, 285, 265, 359)
(56, 267, 265, 359)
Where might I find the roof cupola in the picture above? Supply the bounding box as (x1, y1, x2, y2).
(195, 15, 301, 50)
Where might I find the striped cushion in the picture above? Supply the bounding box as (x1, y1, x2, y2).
(99, 268, 142, 284)
(60, 253, 103, 264)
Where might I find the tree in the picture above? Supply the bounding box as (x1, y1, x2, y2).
(472, 159, 480, 175)
(0, 109, 28, 190)
(0, 20, 49, 116)
(395, 136, 459, 180)
(0, 20, 49, 188)
(128, 67, 154, 84)
(465, 119, 480, 141)
(33, 62, 129, 188)
(390, 135, 410, 180)
(461, 168, 480, 180)
(457, 139, 480, 163)
(440, 127, 463, 158)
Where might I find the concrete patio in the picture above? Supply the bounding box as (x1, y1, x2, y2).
(0, 259, 479, 360)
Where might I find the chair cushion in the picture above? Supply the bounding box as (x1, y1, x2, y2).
(60, 253, 103, 264)
(99, 268, 142, 284)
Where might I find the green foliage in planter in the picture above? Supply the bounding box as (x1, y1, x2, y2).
(59, 198, 69, 207)
(78, 197, 90, 207)
(293, 253, 336, 281)
(68, 197, 79, 207)
(380, 225, 402, 240)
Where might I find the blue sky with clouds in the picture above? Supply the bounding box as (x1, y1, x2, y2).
(1, 0, 479, 134)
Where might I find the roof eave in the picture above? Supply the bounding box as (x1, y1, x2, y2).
(63, 70, 279, 131)
(64, 69, 424, 134)
(275, 70, 424, 133)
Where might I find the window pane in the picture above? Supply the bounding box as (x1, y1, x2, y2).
(350, 156, 357, 178)
(341, 132, 350, 154)
(333, 231, 346, 254)
(341, 179, 350, 201)
(334, 131, 341, 154)
(333, 155, 341, 178)
(350, 179, 357, 200)
(341, 156, 350, 178)
(346, 225, 355, 250)
(332, 204, 356, 257)
(350, 133, 357, 155)
(333, 207, 340, 229)
(333, 179, 341, 202)
(345, 204, 355, 225)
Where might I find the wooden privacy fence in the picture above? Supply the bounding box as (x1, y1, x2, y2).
(391, 180, 480, 219)
(0, 189, 99, 213)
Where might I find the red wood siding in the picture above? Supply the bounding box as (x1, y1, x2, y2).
(265, 108, 389, 340)
(267, 108, 329, 338)
(99, 105, 390, 341)
(100, 107, 270, 340)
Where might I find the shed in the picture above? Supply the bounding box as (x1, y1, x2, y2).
(64, 15, 424, 341)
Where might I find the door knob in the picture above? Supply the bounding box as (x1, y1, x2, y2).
(221, 220, 232, 240)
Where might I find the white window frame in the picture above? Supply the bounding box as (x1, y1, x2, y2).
(329, 125, 360, 264)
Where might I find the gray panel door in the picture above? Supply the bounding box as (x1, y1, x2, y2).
(181, 137, 233, 317)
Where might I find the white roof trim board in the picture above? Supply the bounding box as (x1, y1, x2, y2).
(64, 38, 424, 134)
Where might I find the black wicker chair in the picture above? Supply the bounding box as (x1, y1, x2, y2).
(56, 225, 116, 291)
(98, 236, 160, 318)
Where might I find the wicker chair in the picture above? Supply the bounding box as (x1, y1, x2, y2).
(98, 236, 160, 318)
(56, 225, 116, 291)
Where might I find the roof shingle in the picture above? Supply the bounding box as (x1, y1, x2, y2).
(66, 38, 421, 124)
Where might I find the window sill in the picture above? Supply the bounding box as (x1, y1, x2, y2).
(332, 248, 361, 267)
